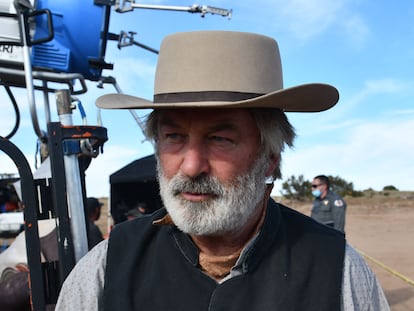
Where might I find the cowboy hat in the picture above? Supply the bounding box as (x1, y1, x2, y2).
(96, 31, 339, 112)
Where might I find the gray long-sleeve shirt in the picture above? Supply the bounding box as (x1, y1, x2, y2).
(55, 239, 389, 311)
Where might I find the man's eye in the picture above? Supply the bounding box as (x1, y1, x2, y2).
(209, 136, 234, 145)
(164, 133, 185, 142)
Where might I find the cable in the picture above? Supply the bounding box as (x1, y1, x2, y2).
(356, 247, 414, 286)
(3, 86, 21, 139)
(75, 99, 87, 125)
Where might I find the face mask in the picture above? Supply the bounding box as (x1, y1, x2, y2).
(312, 189, 322, 198)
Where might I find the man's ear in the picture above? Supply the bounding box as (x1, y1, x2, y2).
(265, 154, 280, 177)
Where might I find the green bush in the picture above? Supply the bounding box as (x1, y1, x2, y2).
(382, 185, 398, 191)
(281, 174, 363, 199)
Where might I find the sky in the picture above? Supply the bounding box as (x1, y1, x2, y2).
(1, 0, 414, 198)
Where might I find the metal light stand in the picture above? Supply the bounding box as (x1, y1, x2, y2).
(0, 3, 108, 309)
(0, 138, 46, 311)
(47, 110, 108, 278)
(54, 90, 89, 262)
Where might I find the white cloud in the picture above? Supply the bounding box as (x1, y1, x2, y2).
(295, 78, 414, 137)
(339, 14, 371, 48)
(84, 143, 153, 197)
(280, 117, 414, 191)
(105, 57, 155, 98)
(339, 78, 414, 115)
(0, 153, 20, 175)
(243, 0, 369, 44)
(278, 0, 345, 40)
(0, 149, 38, 189)
(363, 78, 409, 94)
(1, 138, 153, 198)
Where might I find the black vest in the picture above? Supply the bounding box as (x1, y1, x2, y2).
(104, 200, 345, 311)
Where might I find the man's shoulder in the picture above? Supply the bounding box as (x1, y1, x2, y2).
(327, 191, 346, 207)
(270, 200, 345, 238)
(268, 200, 346, 267)
(108, 208, 169, 249)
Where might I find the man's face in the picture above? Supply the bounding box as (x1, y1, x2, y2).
(156, 108, 272, 235)
(312, 179, 328, 197)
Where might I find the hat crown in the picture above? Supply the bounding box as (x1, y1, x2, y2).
(154, 31, 283, 99)
(95, 30, 339, 112)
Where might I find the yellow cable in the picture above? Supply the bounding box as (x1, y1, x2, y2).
(355, 247, 414, 286)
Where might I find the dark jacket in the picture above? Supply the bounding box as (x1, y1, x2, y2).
(104, 199, 345, 311)
(311, 191, 347, 233)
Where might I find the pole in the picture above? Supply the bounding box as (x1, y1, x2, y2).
(55, 89, 89, 262)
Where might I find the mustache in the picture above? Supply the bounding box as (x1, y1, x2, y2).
(169, 174, 226, 197)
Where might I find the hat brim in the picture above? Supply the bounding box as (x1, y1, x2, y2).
(96, 83, 339, 113)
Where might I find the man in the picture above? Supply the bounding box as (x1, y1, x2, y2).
(125, 202, 148, 221)
(55, 31, 389, 310)
(311, 175, 347, 233)
(85, 197, 104, 249)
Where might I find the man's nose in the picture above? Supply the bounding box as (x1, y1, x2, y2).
(180, 143, 210, 178)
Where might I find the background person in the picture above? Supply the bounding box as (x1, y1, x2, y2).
(311, 175, 347, 233)
(85, 197, 104, 249)
(55, 31, 388, 310)
(0, 185, 20, 213)
(125, 202, 149, 221)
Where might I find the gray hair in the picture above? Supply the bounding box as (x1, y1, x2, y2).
(144, 108, 296, 180)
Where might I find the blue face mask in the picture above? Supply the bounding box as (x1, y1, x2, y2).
(312, 189, 322, 198)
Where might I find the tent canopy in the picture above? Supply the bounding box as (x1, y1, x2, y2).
(110, 154, 157, 184)
(109, 154, 163, 224)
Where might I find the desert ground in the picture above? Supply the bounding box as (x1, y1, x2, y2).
(278, 192, 414, 311)
(97, 191, 414, 310)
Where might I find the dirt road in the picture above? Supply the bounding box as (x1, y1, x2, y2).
(287, 194, 414, 311)
(346, 205, 414, 310)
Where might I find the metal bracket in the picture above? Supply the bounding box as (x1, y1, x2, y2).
(114, 1, 232, 19)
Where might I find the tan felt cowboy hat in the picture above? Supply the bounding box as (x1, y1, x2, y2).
(96, 31, 339, 112)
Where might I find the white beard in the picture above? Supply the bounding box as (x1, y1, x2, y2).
(157, 153, 268, 236)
